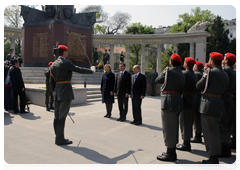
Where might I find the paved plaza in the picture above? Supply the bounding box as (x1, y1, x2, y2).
(4, 88, 236, 167)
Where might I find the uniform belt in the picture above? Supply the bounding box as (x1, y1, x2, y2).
(162, 90, 180, 94)
(195, 90, 201, 93)
(226, 91, 232, 94)
(56, 80, 71, 84)
(183, 91, 194, 94)
(203, 93, 222, 98)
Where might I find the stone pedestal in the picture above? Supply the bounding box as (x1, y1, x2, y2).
(22, 23, 93, 67)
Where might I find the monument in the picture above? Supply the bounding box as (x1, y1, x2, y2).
(20, 5, 96, 67)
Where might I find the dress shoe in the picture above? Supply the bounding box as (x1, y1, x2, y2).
(56, 139, 73, 145)
(120, 118, 126, 122)
(190, 133, 202, 143)
(176, 140, 191, 151)
(50, 104, 54, 110)
(130, 121, 136, 124)
(202, 155, 219, 164)
(117, 118, 122, 121)
(157, 148, 177, 162)
(104, 114, 108, 118)
(135, 122, 142, 125)
(106, 114, 111, 118)
(20, 111, 29, 114)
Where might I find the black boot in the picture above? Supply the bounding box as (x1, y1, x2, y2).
(46, 104, 50, 111)
(55, 118, 72, 145)
(50, 104, 54, 110)
(229, 136, 236, 149)
(190, 133, 202, 143)
(198, 155, 219, 170)
(176, 140, 191, 151)
(219, 143, 231, 158)
(157, 147, 177, 162)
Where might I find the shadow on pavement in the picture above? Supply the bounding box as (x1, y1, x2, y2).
(60, 145, 143, 164)
(4, 112, 14, 125)
(19, 112, 41, 120)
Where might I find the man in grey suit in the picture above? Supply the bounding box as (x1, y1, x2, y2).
(155, 53, 185, 162)
(50, 45, 94, 145)
(196, 52, 229, 164)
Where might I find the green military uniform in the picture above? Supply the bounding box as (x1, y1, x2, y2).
(177, 68, 197, 151)
(196, 56, 229, 164)
(50, 55, 93, 145)
(155, 53, 185, 162)
(191, 70, 203, 142)
(149, 70, 158, 96)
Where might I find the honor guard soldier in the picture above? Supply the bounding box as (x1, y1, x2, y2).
(93, 47, 99, 66)
(103, 49, 110, 65)
(230, 57, 238, 149)
(155, 53, 185, 162)
(204, 62, 212, 71)
(177, 57, 198, 152)
(219, 52, 236, 157)
(196, 52, 229, 164)
(50, 45, 94, 145)
(191, 61, 204, 143)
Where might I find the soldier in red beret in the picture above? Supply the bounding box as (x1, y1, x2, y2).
(196, 52, 229, 164)
(50, 45, 94, 145)
(44, 61, 54, 111)
(155, 53, 185, 162)
(204, 62, 212, 72)
(191, 60, 204, 143)
(220, 52, 236, 156)
(177, 57, 198, 152)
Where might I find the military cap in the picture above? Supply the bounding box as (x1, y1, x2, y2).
(225, 53, 236, 63)
(210, 52, 224, 61)
(196, 61, 204, 68)
(95, 47, 97, 49)
(105, 49, 107, 51)
(58, 45, 68, 51)
(48, 62, 53, 66)
(205, 62, 209, 66)
(185, 57, 196, 65)
(171, 53, 182, 63)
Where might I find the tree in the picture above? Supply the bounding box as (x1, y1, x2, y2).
(81, 5, 108, 23)
(168, 7, 216, 63)
(125, 23, 156, 68)
(226, 38, 236, 55)
(161, 45, 174, 71)
(206, 15, 230, 61)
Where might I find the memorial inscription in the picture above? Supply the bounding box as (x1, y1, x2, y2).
(33, 32, 49, 58)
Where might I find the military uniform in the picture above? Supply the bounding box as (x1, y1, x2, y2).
(103, 49, 110, 65)
(155, 53, 185, 162)
(50, 45, 93, 145)
(220, 53, 236, 157)
(177, 57, 198, 151)
(120, 52, 125, 62)
(196, 52, 229, 164)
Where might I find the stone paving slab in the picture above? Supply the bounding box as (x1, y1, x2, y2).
(4, 95, 236, 169)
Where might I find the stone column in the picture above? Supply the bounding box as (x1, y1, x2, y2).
(195, 42, 207, 63)
(125, 44, 130, 71)
(10, 37, 16, 56)
(157, 44, 163, 73)
(190, 42, 195, 58)
(110, 44, 114, 68)
(141, 44, 146, 74)
(173, 43, 178, 54)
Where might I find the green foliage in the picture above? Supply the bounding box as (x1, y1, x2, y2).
(93, 24, 107, 34)
(226, 38, 236, 55)
(161, 45, 173, 71)
(145, 48, 157, 69)
(4, 38, 10, 60)
(206, 15, 230, 61)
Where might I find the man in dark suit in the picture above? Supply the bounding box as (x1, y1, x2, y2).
(130, 65, 146, 125)
(155, 53, 185, 162)
(114, 63, 131, 121)
(196, 52, 229, 164)
(9, 59, 28, 114)
(50, 45, 94, 146)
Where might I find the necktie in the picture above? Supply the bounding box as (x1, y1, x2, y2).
(120, 73, 123, 81)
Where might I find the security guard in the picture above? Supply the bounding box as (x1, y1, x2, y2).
(155, 53, 185, 162)
(103, 49, 110, 65)
(196, 52, 229, 164)
(219, 52, 236, 157)
(50, 45, 94, 145)
(230, 57, 238, 149)
(177, 57, 198, 152)
(191, 61, 204, 143)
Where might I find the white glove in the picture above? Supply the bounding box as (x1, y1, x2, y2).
(91, 66, 96, 73)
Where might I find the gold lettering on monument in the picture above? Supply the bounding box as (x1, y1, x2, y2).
(67, 31, 87, 63)
(33, 32, 49, 58)
(94, 38, 162, 43)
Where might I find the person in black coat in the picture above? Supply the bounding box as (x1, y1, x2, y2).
(101, 64, 115, 118)
(114, 62, 131, 121)
(130, 65, 146, 125)
(9, 59, 28, 113)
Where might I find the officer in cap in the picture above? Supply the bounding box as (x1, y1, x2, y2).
(177, 57, 198, 152)
(191, 61, 204, 143)
(155, 53, 185, 162)
(196, 52, 229, 164)
(219, 52, 236, 157)
(103, 49, 110, 65)
(50, 45, 94, 145)
(230, 57, 238, 149)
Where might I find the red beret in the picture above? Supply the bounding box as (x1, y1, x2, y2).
(95, 47, 97, 49)
(225, 53, 236, 63)
(48, 62, 53, 66)
(210, 52, 224, 61)
(185, 57, 196, 65)
(196, 61, 204, 68)
(171, 53, 182, 63)
(205, 62, 209, 66)
(105, 49, 107, 51)
(58, 45, 68, 51)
